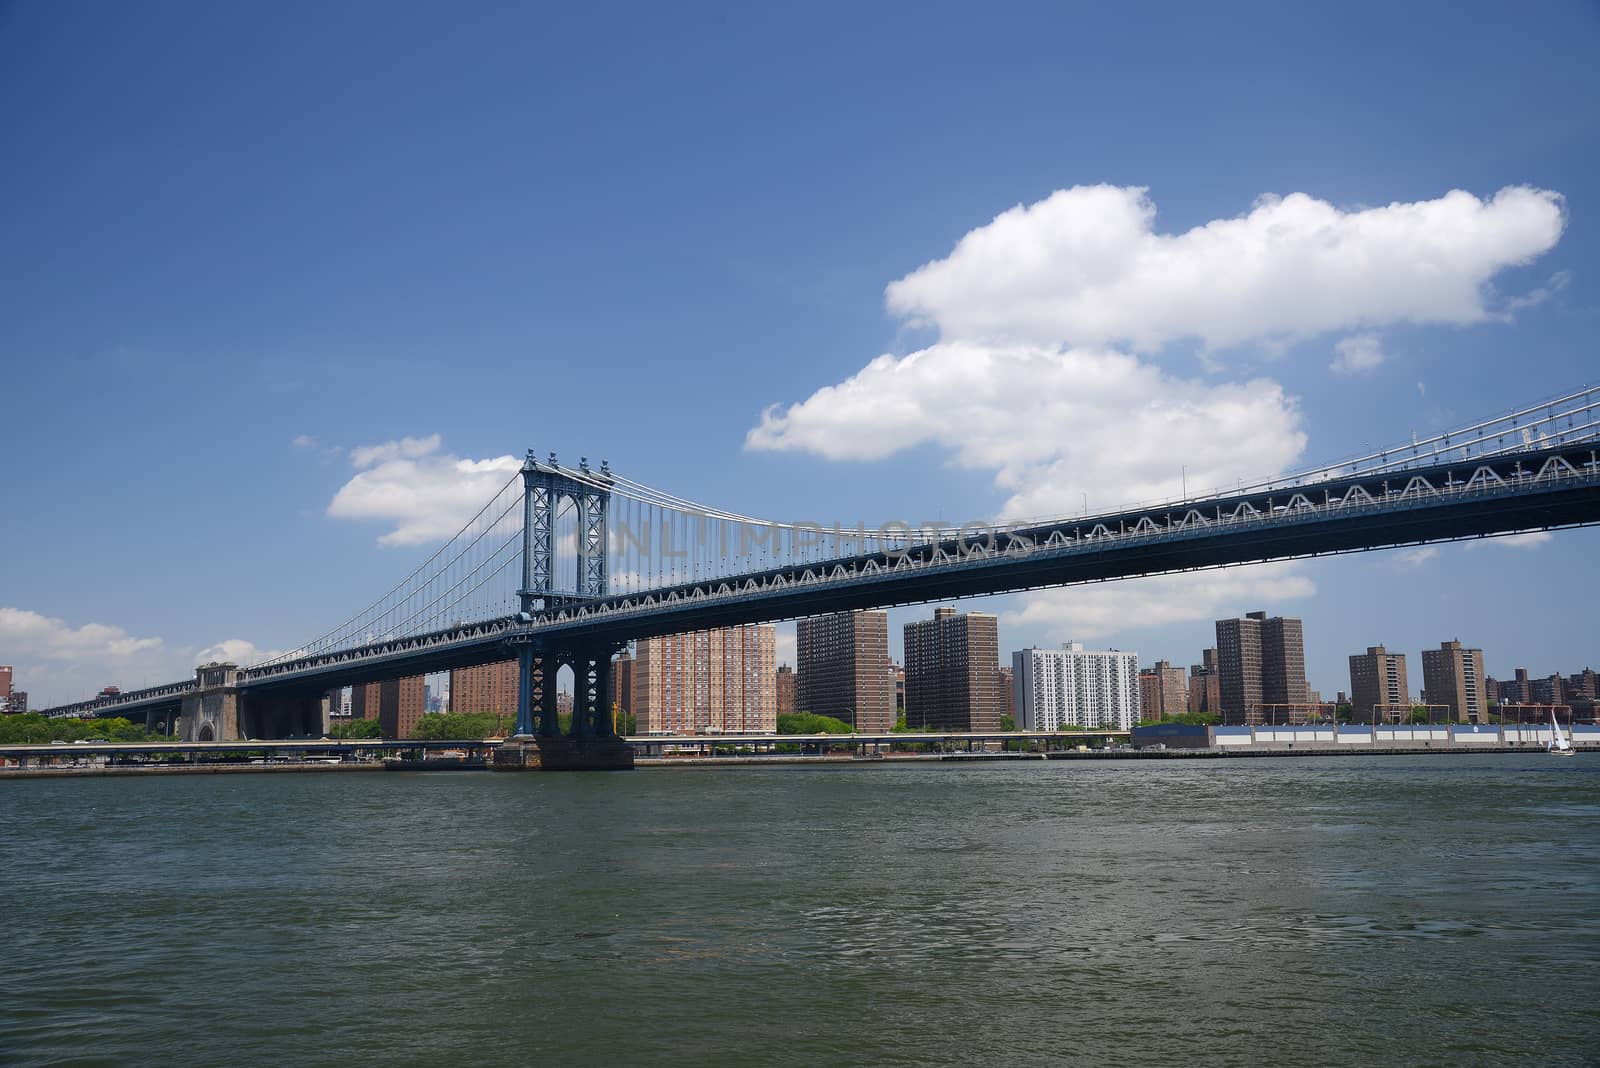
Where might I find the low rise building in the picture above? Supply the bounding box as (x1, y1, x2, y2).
(1138, 660, 1187, 721)
(774, 665, 797, 715)
(1188, 649, 1221, 715)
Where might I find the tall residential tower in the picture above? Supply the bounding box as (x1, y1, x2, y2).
(1215, 610, 1309, 724)
(796, 610, 893, 732)
(1348, 645, 1410, 722)
(903, 608, 1001, 731)
(1421, 640, 1487, 723)
(633, 625, 776, 734)
(1013, 643, 1140, 731)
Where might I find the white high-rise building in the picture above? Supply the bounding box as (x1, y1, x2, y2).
(1012, 642, 1140, 730)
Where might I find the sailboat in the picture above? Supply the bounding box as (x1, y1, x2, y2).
(1547, 710, 1575, 757)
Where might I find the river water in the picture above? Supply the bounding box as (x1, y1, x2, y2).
(2, 755, 1597, 1066)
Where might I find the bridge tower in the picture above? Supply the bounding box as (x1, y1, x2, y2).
(499, 452, 633, 770)
(516, 451, 611, 613)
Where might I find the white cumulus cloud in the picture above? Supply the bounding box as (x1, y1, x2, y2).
(1469, 530, 1553, 550)
(0, 607, 164, 660)
(1001, 562, 1317, 640)
(328, 435, 521, 546)
(885, 184, 1565, 352)
(1391, 546, 1440, 569)
(746, 182, 1565, 633)
(348, 434, 443, 469)
(1330, 333, 1388, 374)
(0, 607, 294, 707)
(0, 606, 173, 707)
(194, 639, 287, 666)
(748, 341, 1307, 519)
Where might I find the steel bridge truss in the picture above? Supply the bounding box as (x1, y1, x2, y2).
(217, 439, 1600, 699)
(519, 452, 610, 612)
(518, 443, 1600, 634)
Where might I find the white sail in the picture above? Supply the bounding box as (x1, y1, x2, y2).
(1550, 710, 1573, 752)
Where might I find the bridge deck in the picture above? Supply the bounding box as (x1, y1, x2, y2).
(42, 437, 1600, 719)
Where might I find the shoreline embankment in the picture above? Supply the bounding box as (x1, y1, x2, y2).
(2, 744, 1589, 777)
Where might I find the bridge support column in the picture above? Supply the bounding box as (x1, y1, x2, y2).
(536, 658, 560, 736)
(513, 645, 538, 737)
(572, 652, 594, 739)
(495, 642, 631, 771)
(512, 646, 563, 738)
(591, 654, 613, 737)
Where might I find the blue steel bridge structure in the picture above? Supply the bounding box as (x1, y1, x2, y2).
(38, 385, 1600, 746)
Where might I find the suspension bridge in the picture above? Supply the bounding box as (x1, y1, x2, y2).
(38, 386, 1600, 768)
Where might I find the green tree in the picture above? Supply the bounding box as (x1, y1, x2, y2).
(0, 713, 54, 744)
(0, 713, 165, 744)
(330, 718, 382, 739)
(890, 713, 931, 749)
(100, 717, 149, 742)
(1138, 711, 1220, 727)
(777, 712, 855, 735)
(999, 714, 1016, 732)
(413, 712, 500, 739)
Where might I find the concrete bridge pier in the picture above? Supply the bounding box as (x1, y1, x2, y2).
(497, 640, 632, 771)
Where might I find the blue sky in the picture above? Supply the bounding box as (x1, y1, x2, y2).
(2, 1, 1598, 705)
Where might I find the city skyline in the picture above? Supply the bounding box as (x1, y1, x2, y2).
(7, 590, 1593, 721)
(10, 591, 1597, 736)
(3, 4, 1599, 707)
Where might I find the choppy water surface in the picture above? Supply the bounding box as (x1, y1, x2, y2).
(3, 755, 1598, 1066)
